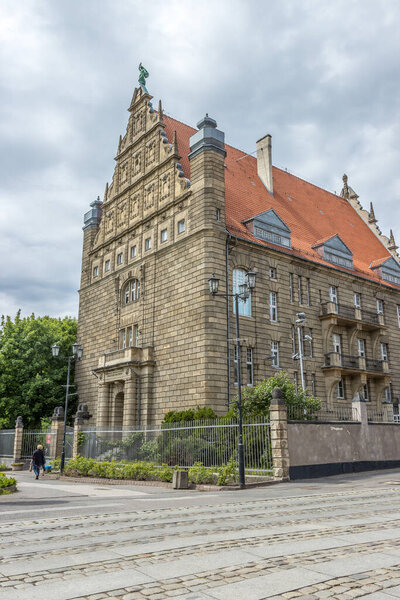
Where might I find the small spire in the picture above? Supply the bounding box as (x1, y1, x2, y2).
(104, 182, 109, 202)
(172, 130, 178, 154)
(118, 134, 122, 152)
(340, 173, 358, 201)
(158, 99, 163, 120)
(388, 229, 398, 252)
(368, 202, 377, 224)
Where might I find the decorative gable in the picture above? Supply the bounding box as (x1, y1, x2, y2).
(244, 209, 291, 248)
(312, 234, 353, 270)
(370, 256, 400, 286)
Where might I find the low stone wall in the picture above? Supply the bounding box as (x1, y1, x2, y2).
(288, 420, 400, 479)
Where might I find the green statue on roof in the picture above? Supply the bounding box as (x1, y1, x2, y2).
(138, 62, 149, 93)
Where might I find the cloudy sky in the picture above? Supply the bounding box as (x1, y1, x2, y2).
(1, 0, 400, 319)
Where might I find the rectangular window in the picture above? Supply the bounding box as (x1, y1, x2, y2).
(234, 345, 238, 385)
(354, 293, 361, 308)
(289, 273, 294, 302)
(145, 238, 151, 251)
(271, 341, 279, 368)
(246, 348, 253, 386)
(121, 329, 126, 349)
(381, 342, 388, 362)
(93, 266, 99, 277)
(134, 324, 139, 347)
(307, 328, 313, 358)
(269, 267, 277, 279)
(397, 306, 400, 328)
(377, 299, 384, 315)
(329, 285, 338, 304)
(293, 371, 298, 391)
(306, 278, 311, 306)
(311, 373, 316, 397)
(298, 276, 303, 305)
(216, 208, 221, 221)
(269, 292, 277, 322)
(358, 338, 366, 358)
(385, 386, 392, 403)
(117, 252, 123, 265)
(337, 379, 344, 399)
(130, 245, 137, 259)
(178, 219, 185, 234)
(291, 324, 296, 354)
(333, 333, 341, 354)
(104, 260, 110, 272)
(363, 383, 370, 401)
(161, 228, 168, 243)
(127, 327, 133, 348)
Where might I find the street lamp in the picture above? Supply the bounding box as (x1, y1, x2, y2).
(209, 268, 256, 489)
(51, 341, 83, 472)
(294, 312, 306, 392)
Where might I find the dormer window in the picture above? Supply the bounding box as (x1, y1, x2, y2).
(243, 209, 291, 248)
(312, 235, 353, 270)
(370, 256, 400, 286)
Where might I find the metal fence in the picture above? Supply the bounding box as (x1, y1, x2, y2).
(0, 429, 15, 458)
(21, 430, 55, 460)
(78, 417, 272, 474)
(287, 404, 356, 422)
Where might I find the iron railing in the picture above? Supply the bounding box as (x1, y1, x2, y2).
(0, 429, 15, 458)
(287, 404, 355, 422)
(320, 303, 381, 325)
(21, 430, 54, 460)
(324, 353, 359, 369)
(78, 418, 272, 474)
(365, 358, 384, 372)
(361, 309, 380, 325)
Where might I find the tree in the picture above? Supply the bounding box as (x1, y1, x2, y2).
(0, 312, 77, 429)
(227, 371, 321, 418)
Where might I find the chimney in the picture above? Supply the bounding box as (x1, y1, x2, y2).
(256, 134, 273, 195)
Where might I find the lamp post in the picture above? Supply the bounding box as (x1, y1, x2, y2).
(51, 342, 83, 473)
(208, 269, 256, 489)
(293, 312, 306, 392)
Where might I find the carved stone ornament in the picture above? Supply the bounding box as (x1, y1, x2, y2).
(52, 406, 65, 419)
(133, 151, 142, 177)
(120, 161, 128, 184)
(160, 173, 171, 201)
(15, 415, 23, 428)
(130, 194, 140, 220)
(146, 140, 156, 167)
(105, 210, 114, 234)
(117, 203, 127, 228)
(144, 182, 156, 211)
(133, 109, 146, 136)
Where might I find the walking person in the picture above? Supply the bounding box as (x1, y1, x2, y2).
(31, 444, 46, 480)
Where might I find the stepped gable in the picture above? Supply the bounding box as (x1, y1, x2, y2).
(164, 114, 396, 288)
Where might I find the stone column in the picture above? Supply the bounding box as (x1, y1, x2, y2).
(96, 382, 110, 428)
(270, 387, 290, 481)
(352, 393, 368, 424)
(122, 375, 137, 429)
(50, 407, 65, 459)
(73, 403, 92, 459)
(13, 416, 24, 462)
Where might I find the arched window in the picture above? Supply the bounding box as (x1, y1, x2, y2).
(232, 268, 251, 317)
(123, 279, 140, 305)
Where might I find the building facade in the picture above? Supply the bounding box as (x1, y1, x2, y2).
(75, 82, 400, 427)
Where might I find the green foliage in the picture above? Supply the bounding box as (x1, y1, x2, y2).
(162, 406, 218, 423)
(0, 312, 77, 429)
(188, 462, 216, 484)
(64, 456, 174, 482)
(0, 462, 11, 471)
(160, 436, 222, 467)
(0, 473, 17, 493)
(50, 457, 61, 471)
(216, 459, 238, 485)
(227, 371, 321, 418)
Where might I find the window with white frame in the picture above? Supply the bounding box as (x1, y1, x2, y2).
(216, 208, 221, 221)
(127, 327, 133, 347)
(233, 268, 251, 317)
(385, 386, 392, 403)
(306, 278, 311, 306)
(271, 341, 279, 368)
(161, 228, 168, 243)
(134, 324, 139, 347)
(123, 279, 140, 305)
(298, 276, 303, 305)
(93, 265, 99, 277)
(397, 306, 400, 328)
(358, 338, 366, 358)
(307, 328, 313, 358)
(177, 219, 185, 234)
(337, 379, 344, 399)
(354, 292, 361, 308)
(145, 237, 152, 251)
(246, 348, 254, 386)
(269, 267, 277, 279)
(121, 329, 126, 349)
(377, 299, 384, 315)
(269, 292, 278, 322)
(104, 260, 110, 272)
(329, 285, 338, 304)
(293, 371, 298, 391)
(291, 324, 296, 354)
(117, 252, 123, 265)
(289, 273, 294, 302)
(381, 342, 388, 362)
(311, 373, 316, 396)
(130, 245, 137, 259)
(362, 383, 370, 401)
(333, 333, 341, 354)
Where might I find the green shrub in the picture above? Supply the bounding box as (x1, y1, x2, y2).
(0, 473, 17, 493)
(63, 456, 174, 483)
(50, 457, 61, 471)
(188, 462, 216, 484)
(0, 462, 11, 471)
(163, 406, 218, 423)
(216, 459, 238, 485)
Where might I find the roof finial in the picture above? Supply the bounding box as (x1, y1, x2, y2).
(104, 182, 109, 202)
(388, 229, 398, 252)
(138, 62, 149, 94)
(158, 98, 163, 121)
(118, 134, 122, 152)
(368, 202, 377, 224)
(340, 173, 358, 201)
(172, 130, 178, 155)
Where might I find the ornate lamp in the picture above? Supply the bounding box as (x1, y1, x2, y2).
(208, 274, 220, 295)
(246, 269, 256, 290)
(51, 343, 60, 358)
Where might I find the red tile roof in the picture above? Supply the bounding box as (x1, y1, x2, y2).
(164, 115, 397, 288)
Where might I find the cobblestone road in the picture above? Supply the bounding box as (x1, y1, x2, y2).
(2, 470, 400, 599)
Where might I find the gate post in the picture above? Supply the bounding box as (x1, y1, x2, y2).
(13, 416, 24, 462)
(73, 403, 92, 459)
(270, 388, 290, 481)
(50, 407, 65, 459)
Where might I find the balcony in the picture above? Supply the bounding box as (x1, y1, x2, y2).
(323, 352, 389, 376)
(97, 346, 154, 369)
(320, 302, 385, 331)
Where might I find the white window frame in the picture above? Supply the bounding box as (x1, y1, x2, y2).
(121, 329, 126, 349)
(354, 292, 361, 309)
(161, 228, 168, 243)
(269, 292, 278, 322)
(177, 219, 185, 234)
(93, 266, 99, 278)
(385, 386, 392, 403)
(337, 379, 344, 399)
(307, 328, 313, 358)
(269, 267, 277, 279)
(306, 278, 311, 306)
(397, 306, 400, 328)
(130, 245, 137, 259)
(271, 341, 279, 368)
(311, 373, 316, 397)
(117, 252, 123, 265)
(291, 324, 296, 354)
(293, 371, 298, 391)
(145, 237, 152, 251)
(127, 327, 133, 348)
(329, 285, 338, 304)
(289, 273, 294, 302)
(216, 208, 221, 222)
(358, 338, 366, 358)
(333, 333, 341, 354)
(233, 268, 251, 317)
(134, 324, 139, 347)
(377, 299, 384, 315)
(246, 348, 254, 386)
(381, 342, 388, 362)
(104, 260, 110, 272)
(298, 276, 303, 305)
(363, 383, 370, 401)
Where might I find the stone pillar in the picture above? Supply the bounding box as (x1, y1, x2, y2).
(73, 403, 92, 459)
(122, 375, 137, 428)
(13, 416, 24, 462)
(50, 406, 65, 459)
(352, 393, 368, 424)
(96, 382, 110, 428)
(270, 387, 290, 481)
